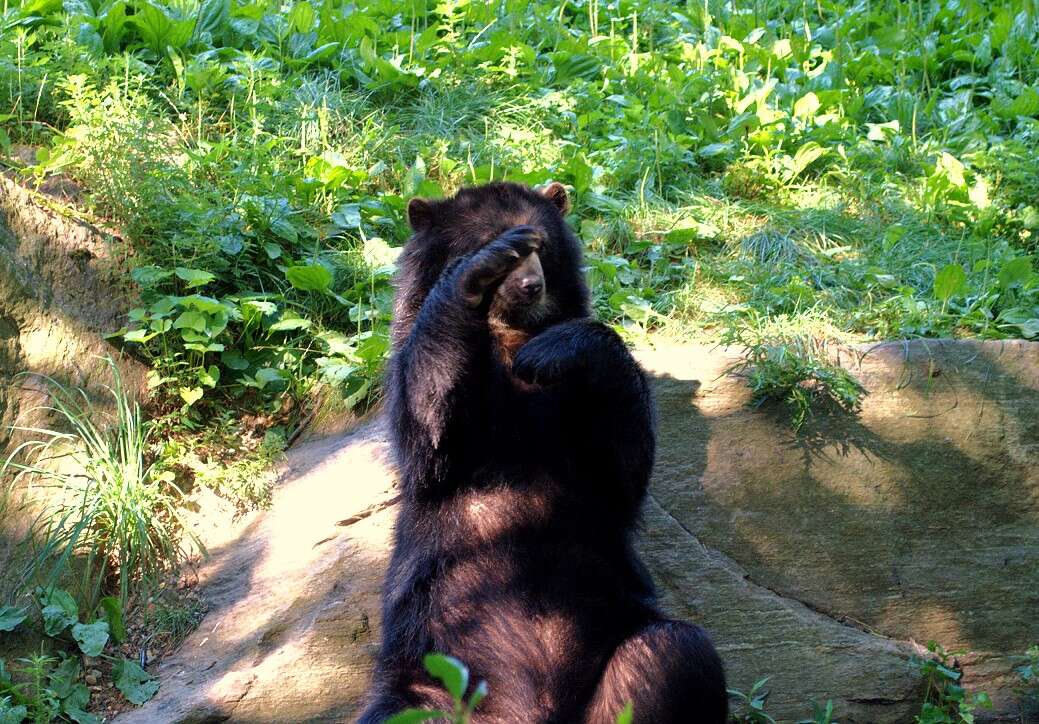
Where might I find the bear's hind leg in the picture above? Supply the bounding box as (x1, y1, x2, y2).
(582, 620, 727, 724)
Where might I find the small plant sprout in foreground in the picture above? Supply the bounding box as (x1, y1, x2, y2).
(728, 677, 777, 723)
(385, 654, 487, 724)
(385, 654, 633, 724)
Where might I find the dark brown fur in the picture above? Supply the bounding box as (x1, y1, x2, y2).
(358, 182, 727, 724)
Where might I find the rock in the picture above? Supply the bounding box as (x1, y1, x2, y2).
(114, 341, 1038, 723)
(640, 340, 1038, 721)
(85, 670, 101, 686)
(0, 174, 145, 606)
(114, 423, 396, 724)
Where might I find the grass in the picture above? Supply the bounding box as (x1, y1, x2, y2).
(1, 360, 199, 611)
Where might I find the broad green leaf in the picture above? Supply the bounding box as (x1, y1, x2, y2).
(175, 267, 216, 289)
(131, 265, 173, 286)
(1000, 87, 1039, 118)
(99, 596, 127, 643)
(113, 658, 159, 705)
(0, 606, 27, 632)
(933, 264, 967, 303)
(269, 315, 312, 332)
(331, 203, 361, 229)
(792, 92, 820, 119)
(193, 0, 229, 42)
(178, 295, 228, 314)
(615, 701, 634, 724)
(270, 217, 298, 243)
(698, 142, 733, 158)
(63, 700, 100, 724)
(72, 620, 110, 657)
(179, 386, 204, 406)
(221, 350, 250, 370)
(251, 368, 286, 389)
(423, 653, 468, 702)
(968, 178, 990, 209)
(315, 357, 357, 383)
(198, 365, 221, 387)
(1008, 318, 1039, 338)
(49, 656, 80, 699)
(123, 328, 157, 343)
(0, 701, 27, 724)
(286, 264, 332, 292)
(936, 153, 966, 188)
(998, 257, 1034, 290)
(132, 1, 195, 54)
(173, 310, 207, 333)
(37, 587, 78, 636)
(287, 1, 314, 32)
(788, 141, 826, 179)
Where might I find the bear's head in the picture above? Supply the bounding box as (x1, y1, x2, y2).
(393, 182, 589, 354)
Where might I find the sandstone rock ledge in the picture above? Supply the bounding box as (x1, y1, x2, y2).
(116, 340, 1039, 723)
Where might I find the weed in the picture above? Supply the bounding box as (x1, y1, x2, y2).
(155, 423, 286, 511)
(1014, 645, 1039, 718)
(139, 590, 206, 657)
(728, 677, 776, 723)
(2, 360, 199, 610)
(0, 588, 157, 721)
(720, 315, 865, 430)
(386, 653, 633, 724)
(912, 642, 993, 724)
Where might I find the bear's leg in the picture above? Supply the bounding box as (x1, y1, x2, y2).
(582, 620, 727, 724)
(355, 695, 407, 724)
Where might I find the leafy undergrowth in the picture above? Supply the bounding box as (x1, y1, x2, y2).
(1, 0, 1036, 428)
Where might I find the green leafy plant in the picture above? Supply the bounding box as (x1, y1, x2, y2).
(2, 360, 199, 610)
(728, 677, 776, 723)
(0, 588, 157, 721)
(385, 654, 633, 724)
(912, 642, 993, 724)
(385, 654, 487, 724)
(1014, 645, 1039, 716)
(721, 321, 865, 430)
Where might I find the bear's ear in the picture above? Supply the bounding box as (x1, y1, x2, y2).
(407, 197, 434, 232)
(539, 182, 570, 215)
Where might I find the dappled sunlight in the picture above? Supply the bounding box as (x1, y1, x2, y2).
(644, 339, 1039, 703)
(116, 420, 398, 722)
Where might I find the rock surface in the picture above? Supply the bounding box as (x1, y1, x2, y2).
(116, 340, 1039, 723)
(0, 173, 141, 448)
(0, 173, 144, 601)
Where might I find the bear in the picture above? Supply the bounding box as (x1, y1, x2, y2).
(357, 181, 727, 724)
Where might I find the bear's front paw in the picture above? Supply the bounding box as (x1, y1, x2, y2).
(512, 327, 582, 385)
(458, 225, 543, 307)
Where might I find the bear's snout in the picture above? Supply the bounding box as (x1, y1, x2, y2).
(506, 251, 546, 305)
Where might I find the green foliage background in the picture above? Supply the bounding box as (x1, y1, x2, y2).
(2, 0, 1038, 421)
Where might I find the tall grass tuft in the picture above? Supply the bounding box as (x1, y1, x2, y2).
(1, 359, 199, 610)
